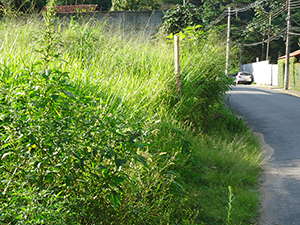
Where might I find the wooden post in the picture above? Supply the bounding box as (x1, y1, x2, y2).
(266, 13, 272, 61)
(174, 35, 182, 97)
(284, 0, 291, 90)
(225, 7, 230, 75)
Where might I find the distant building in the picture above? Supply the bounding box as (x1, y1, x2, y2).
(278, 49, 300, 61)
(40, 4, 100, 14)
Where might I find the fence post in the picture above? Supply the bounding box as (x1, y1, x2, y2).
(174, 35, 182, 97)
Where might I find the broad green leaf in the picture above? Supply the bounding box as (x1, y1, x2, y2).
(39, 69, 52, 79)
(65, 175, 72, 186)
(76, 179, 87, 183)
(90, 173, 100, 180)
(50, 94, 59, 102)
(134, 154, 148, 167)
(115, 158, 127, 168)
(62, 90, 76, 99)
(109, 190, 121, 207)
(1, 179, 10, 183)
(102, 168, 108, 177)
(111, 176, 124, 185)
(1, 152, 13, 160)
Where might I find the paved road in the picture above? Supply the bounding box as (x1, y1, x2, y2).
(227, 85, 300, 225)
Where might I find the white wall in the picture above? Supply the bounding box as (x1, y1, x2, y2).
(271, 64, 278, 86)
(241, 60, 278, 86)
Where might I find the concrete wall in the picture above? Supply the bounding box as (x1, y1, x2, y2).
(241, 60, 278, 86)
(57, 10, 164, 33)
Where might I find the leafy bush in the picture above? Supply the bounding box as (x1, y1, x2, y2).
(111, 0, 160, 11)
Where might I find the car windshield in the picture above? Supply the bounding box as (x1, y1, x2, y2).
(240, 72, 250, 76)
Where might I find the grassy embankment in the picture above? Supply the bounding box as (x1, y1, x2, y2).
(0, 7, 263, 225)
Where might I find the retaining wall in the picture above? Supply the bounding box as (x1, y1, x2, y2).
(57, 10, 164, 33)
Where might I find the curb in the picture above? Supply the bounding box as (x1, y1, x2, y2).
(262, 85, 300, 98)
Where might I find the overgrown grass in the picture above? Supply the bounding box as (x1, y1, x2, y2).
(0, 12, 262, 225)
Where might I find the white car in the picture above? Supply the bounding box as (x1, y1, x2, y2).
(235, 71, 253, 85)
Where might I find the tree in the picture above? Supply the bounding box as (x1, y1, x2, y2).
(1, 0, 46, 12)
(242, 1, 285, 61)
(160, 3, 202, 34)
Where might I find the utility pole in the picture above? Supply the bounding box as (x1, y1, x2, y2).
(239, 44, 242, 71)
(225, 7, 231, 75)
(262, 21, 265, 61)
(266, 13, 272, 61)
(284, 0, 291, 90)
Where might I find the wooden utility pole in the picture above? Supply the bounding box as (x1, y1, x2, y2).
(262, 21, 265, 61)
(225, 7, 231, 75)
(239, 44, 242, 71)
(266, 13, 272, 61)
(174, 35, 182, 97)
(284, 0, 291, 90)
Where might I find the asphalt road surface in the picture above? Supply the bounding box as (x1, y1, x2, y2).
(227, 85, 300, 225)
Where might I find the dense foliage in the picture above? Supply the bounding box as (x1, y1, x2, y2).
(160, 3, 202, 35)
(111, 0, 160, 11)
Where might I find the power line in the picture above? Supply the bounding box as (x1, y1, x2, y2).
(203, 0, 291, 64)
(290, 0, 300, 4)
(206, 0, 267, 29)
(290, 1, 300, 5)
(239, 6, 286, 35)
(232, 0, 266, 13)
(240, 29, 286, 46)
(211, 4, 286, 32)
(289, 32, 300, 35)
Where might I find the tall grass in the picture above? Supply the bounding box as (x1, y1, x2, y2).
(0, 13, 263, 224)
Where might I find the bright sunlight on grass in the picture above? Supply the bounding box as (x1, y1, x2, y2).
(0, 2, 263, 224)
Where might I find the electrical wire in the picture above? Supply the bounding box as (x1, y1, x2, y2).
(231, 0, 266, 13)
(206, 11, 227, 29)
(235, 6, 286, 33)
(208, 3, 286, 32)
(206, 0, 267, 29)
(289, 32, 300, 35)
(240, 29, 286, 46)
(290, 1, 300, 5)
(290, 0, 300, 4)
(290, 3, 300, 6)
(205, 0, 288, 48)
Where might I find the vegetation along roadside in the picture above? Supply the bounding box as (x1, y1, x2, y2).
(0, 1, 263, 224)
